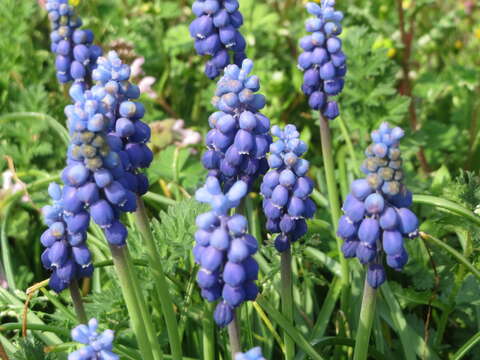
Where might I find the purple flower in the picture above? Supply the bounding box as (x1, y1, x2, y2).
(298, 1, 346, 119)
(46, 0, 102, 84)
(260, 125, 316, 252)
(190, 0, 246, 79)
(41, 183, 93, 293)
(337, 123, 419, 288)
(69, 318, 119, 360)
(235, 347, 266, 360)
(194, 177, 259, 327)
(202, 59, 272, 191)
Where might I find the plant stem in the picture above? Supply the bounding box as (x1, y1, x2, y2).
(413, 195, 480, 227)
(134, 197, 183, 360)
(280, 249, 295, 360)
(123, 249, 164, 360)
(109, 244, 155, 360)
(353, 276, 377, 360)
(228, 311, 241, 358)
(68, 280, 87, 324)
(420, 232, 480, 281)
(318, 113, 349, 297)
(202, 303, 215, 360)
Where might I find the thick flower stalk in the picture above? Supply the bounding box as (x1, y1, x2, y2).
(46, 0, 102, 84)
(41, 182, 93, 293)
(189, 0, 246, 79)
(202, 59, 272, 191)
(194, 176, 259, 327)
(260, 125, 317, 252)
(338, 122, 419, 288)
(298, 1, 346, 120)
(69, 318, 119, 360)
(235, 347, 266, 360)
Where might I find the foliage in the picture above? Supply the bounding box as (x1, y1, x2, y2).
(0, 0, 479, 359)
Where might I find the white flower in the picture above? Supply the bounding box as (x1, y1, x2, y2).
(130, 57, 145, 78)
(138, 76, 157, 99)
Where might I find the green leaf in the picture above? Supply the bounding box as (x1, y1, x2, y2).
(380, 283, 440, 360)
(256, 296, 325, 360)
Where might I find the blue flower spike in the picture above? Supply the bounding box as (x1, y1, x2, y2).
(261, 125, 316, 252)
(202, 59, 272, 191)
(338, 122, 419, 288)
(190, 0, 246, 78)
(235, 347, 266, 360)
(46, 0, 102, 84)
(69, 318, 119, 360)
(194, 177, 259, 327)
(299, 0, 346, 119)
(41, 182, 93, 293)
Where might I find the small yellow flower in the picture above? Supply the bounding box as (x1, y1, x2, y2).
(387, 48, 397, 58)
(475, 28, 480, 39)
(454, 40, 463, 49)
(402, 0, 411, 10)
(71, 0, 80, 6)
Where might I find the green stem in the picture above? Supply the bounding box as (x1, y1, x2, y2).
(134, 197, 182, 360)
(144, 192, 177, 207)
(228, 311, 241, 358)
(69, 280, 87, 324)
(281, 249, 295, 359)
(318, 113, 349, 297)
(256, 296, 324, 360)
(1, 203, 16, 291)
(413, 195, 480, 227)
(202, 303, 215, 360)
(0, 323, 69, 336)
(353, 276, 377, 360)
(420, 232, 480, 281)
(109, 245, 155, 360)
(337, 115, 360, 176)
(452, 331, 480, 360)
(123, 249, 164, 360)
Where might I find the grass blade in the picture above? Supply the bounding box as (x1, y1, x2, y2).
(256, 296, 325, 360)
(452, 331, 480, 360)
(380, 283, 440, 360)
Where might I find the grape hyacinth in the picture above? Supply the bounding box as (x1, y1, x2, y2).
(260, 125, 316, 252)
(41, 182, 93, 293)
(338, 123, 419, 288)
(69, 318, 119, 360)
(189, 0, 246, 79)
(46, 0, 102, 83)
(63, 80, 139, 246)
(235, 347, 266, 360)
(90, 51, 153, 196)
(298, 1, 346, 120)
(194, 176, 259, 327)
(202, 59, 272, 191)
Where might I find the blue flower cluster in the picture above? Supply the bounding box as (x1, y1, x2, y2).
(69, 318, 118, 360)
(194, 177, 259, 327)
(41, 183, 93, 293)
(235, 347, 266, 360)
(41, 49, 154, 290)
(91, 51, 153, 194)
(190, 0, 246, 79)
(298, 1, 346, 120)
(202, 59, 271, 191)
(260, 125, 316, 252)
(46, 0, 102, 83)
(62, 80, 140, 246)
(338, 123, 419, 288)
